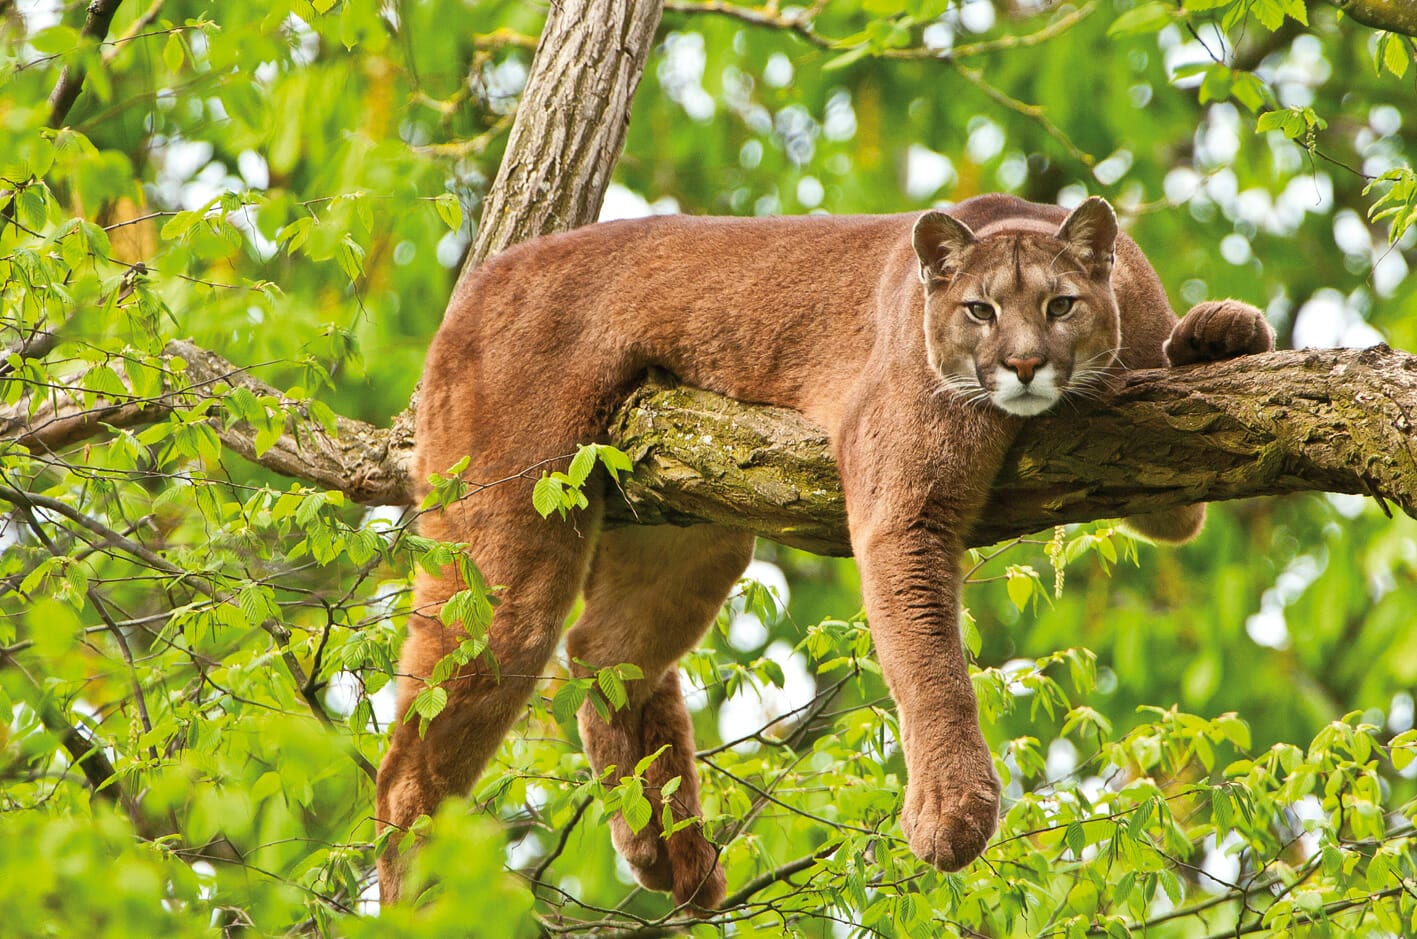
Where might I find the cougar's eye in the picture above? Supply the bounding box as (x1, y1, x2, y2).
(964, 301, 995, 323)
(1047, 296, 1076, 318)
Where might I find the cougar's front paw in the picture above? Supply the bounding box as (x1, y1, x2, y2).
(1164, 299, 1274, 366)
(900, 767, 1001, 871)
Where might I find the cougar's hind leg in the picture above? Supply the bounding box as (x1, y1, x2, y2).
(376, 489, 599, 903)
(566, 525, 755, 911)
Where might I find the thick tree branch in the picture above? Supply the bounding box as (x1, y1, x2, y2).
(0, 339, 414, 504)
(7, 344, 1413, 555)
(605, 347, 1417, 554)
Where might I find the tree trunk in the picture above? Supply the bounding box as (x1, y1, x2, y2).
(462, 0, 664, 274)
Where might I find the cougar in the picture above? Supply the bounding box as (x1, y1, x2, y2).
(376, 193, 1273, 908)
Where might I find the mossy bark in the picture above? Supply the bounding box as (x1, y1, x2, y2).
(604, 347, 1417, 554)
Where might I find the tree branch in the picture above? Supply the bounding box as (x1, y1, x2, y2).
(0, 339, 414, 504)
(48, 0, 127, 128)
(604, 347, 1417, 554)
(8, 343, 1414, 555)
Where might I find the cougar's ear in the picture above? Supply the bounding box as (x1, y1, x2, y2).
(1057, 196, 1118, 275)
(913, 210, 977, 285)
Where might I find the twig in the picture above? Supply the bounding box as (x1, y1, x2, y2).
(100, 0, 164, 64)
(529, 797, 594, 884)
(663, 0, 831, 49)
(891, 2, 1099, 60)
(949, 61, 1096, 167)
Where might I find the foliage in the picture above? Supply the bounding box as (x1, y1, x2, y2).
(2, 1, 1415, 937)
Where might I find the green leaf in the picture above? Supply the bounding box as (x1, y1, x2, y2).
(597, 668, 627, 710)
(16, 185, 48, 231)
(163, 33, 185, 74)
(532, 475, 563, 518)
(336, 235, 366, 281)
(595, 444, 634, 479)
(411, 685, 448, 722)
(434, 193, 463, 232)
(19, 557, 59, 596)
(619, 778, 652, 834)
(568, 446, 597, 486)
(1380, 32, 1411, 79)
(29, 25, 80, 54)
(635, 744, 671, 777)
(308, 399, 339, 436)
(961, 608, 981, 657)
(1107, 2, 1174, 37)
(85, 364, 129, 400)
(254, 418, 284, 456)
(1065, 821, 1085, 857)
(159, 209, 203, 240)
(1006, 567, 1035, 611)
(552, 680, 588, 725)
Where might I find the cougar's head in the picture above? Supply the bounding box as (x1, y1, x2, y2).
(912, 197, 1122, 417)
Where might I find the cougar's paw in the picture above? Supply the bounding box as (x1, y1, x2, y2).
(1165, 299, 1274, 366)
(611, 817, 675, 892)
(611, 816, 724, 914)
(667, 825, 725, 915)
(900, 770, 1001, 871)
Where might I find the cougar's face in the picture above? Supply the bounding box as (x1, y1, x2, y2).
(913, 198, 1123, 418)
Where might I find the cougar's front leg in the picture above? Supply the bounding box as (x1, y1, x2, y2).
(837, 400, 1013, 873)
(854, 519, 1000, 870)
(1127, 299, 1275, 543)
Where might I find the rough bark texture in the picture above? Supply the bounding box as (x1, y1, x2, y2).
(462, 0, 664, 274)
(10, 346, 1414, 556)
(605, 347, 1417, 554)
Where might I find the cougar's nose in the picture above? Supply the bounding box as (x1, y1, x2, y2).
(1004, 353, 1046, 384)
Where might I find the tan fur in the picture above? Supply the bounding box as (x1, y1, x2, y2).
(376, 194, 1272, 907)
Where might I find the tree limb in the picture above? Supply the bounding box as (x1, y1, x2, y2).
(605, 347, 1417, 554)
(0, 339, 415, 505)
(7, 343, 1414, 555)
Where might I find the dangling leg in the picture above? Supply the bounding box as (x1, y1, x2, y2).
(376, 492, 598, 902)
(565, 525, 755, 910)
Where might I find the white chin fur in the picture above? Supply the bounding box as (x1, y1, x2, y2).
(990, 364, 1062, 416)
